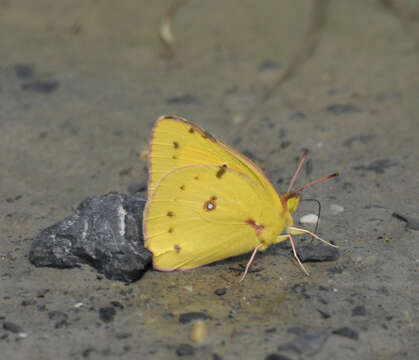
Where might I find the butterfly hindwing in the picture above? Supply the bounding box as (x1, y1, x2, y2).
(144, 165, 283, 270)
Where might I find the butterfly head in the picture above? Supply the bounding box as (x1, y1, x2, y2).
(281, 192, 301, 213)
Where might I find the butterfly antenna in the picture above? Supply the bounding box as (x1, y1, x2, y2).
(301, 198, 321, 240)
(292, 172, 339, 193)
(287, 151, 309, 192)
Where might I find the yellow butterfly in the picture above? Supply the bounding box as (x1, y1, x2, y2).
(143, 115, 338, 280)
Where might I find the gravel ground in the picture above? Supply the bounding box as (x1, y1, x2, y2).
(1, 1, 418, 359)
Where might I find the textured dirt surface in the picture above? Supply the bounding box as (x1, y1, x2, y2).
(1, 1, 418, 359)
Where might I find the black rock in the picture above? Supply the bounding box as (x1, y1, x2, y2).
(352, 305, 366, 317)
(110, 301, 124, 310)
(48, 311, 69, 328)
(280, 331, 329, 356)
(29, 192, 151, 282)
(115, 332, 132, 340)
(392, 212, 419, 231)
(21, 299, 37, 306)
(179, 312, 212, 324)
(166, 94, 199, 105)
(3, 321, 23, 333)
(317, 309, 331, 319)
(326, 103, 360, 115)
(21, 80, 59, 94)
(176, 343, 195, 356)
(265, 354, 291, 360)
(353, 158, 398, 174)
(214, 288, 226, 296)
(99, 307, 116, 323)
(48, 311, 68, 322)
(332, 327, 359, 340)
(297, 243, 340, 262)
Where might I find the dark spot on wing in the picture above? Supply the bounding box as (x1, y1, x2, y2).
(173, 141, 179, 148)
(174, 244, 182, 253)
(168, 227, 173, 233)
(180, 185, 185, 190)
(204, 196, 217, 211)
(167, 211, 174, 217)
(245, 218, 265, 236)
(216, 164, 227, 178)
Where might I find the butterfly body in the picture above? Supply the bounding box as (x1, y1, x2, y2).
(143, 115, 304, 271)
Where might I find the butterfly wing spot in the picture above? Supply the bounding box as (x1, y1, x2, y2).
(245, 218, 265, 237)
(194, 176, 199, 180)
(180, 185, 185, 190)
(216, 164, 228, 178)
(168, 227, 174, 233)
(173, 141, 179, 148)
(204, 196, 217, 211)
(188, 127, 194, 134)
(172, 155, 177, 159)
(174, 244, 182, 253)
(167, 211, 174, 217)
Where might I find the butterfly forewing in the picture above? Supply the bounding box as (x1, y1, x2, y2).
(148, 116, 282, 208)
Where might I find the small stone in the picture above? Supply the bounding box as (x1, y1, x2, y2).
(265, 354, 291, 360)
(392, 212, 419, 231)
(110, 301, 124, 310)
(3, 321, 23, 333)
(280, 331, 329, 356)
(330, 204, 344, 215)
(298, 243, 340, 262)
(214, 288, 226, 296)
(99, 307, 116, 323)
(176, 343, 195, 356)
(299, 214, 318, 224)
(21, 80, 59, 94)
(48, 311, 68, 321)
(166, 94, 199, 105)
(115, 332, 132, 340)
(21, 299, 37, 306)
(326, 103, 360, 115)
(36, 289, 50, 298)
(189, 320, 207, 343)
(317, 309, 331, 319)
(352, 305, 366, 317)
(48, 311, 69, 328)
(179, 312, 212, 324)
(332, 327, 359, 340)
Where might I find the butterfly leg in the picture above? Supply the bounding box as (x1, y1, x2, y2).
(287, 226, 338, 248)
(287, 234, 310, 276)
(239, 244, 263, 282)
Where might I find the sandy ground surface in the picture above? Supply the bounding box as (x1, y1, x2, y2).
(1, 1, 418, 359)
